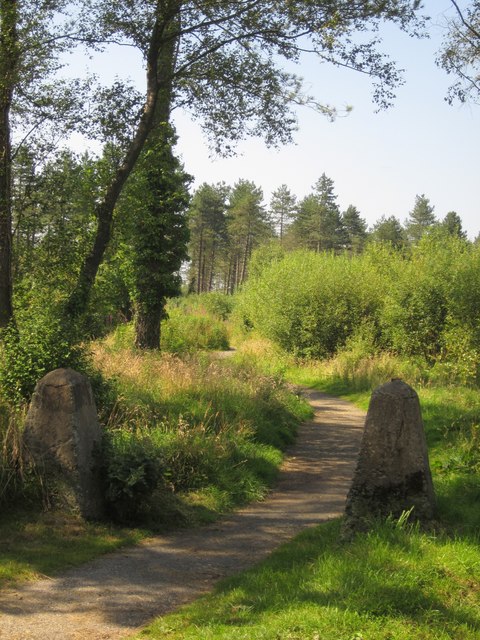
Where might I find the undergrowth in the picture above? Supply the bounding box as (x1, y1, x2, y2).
(93, 342, 311, 526)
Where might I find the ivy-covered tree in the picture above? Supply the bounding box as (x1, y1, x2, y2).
(126, 126, 191, 349)
(187, 183, 229, 294)
(406, 194, 437, 243)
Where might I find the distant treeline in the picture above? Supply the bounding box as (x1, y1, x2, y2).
(186, 174, 471, 294)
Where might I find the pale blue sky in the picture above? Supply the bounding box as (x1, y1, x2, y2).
(173, 0, 479, 239)
(69, 1, 479, 238)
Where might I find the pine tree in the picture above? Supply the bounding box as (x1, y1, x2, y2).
(290, 174, 346, 251)
(342, 205, 368, 253)
(225, 180, 272, 292)
(442, 211, 466, 239)
(370, 215, 406, 249)
(187, 183, 228, 293)
(269, 184, 296, 243)
(406, 194, 437, 243)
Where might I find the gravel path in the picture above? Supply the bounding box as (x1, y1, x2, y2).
(0, 388, 365, 640)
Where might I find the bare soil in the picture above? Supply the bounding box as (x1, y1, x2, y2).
(0, 388, 365, 640)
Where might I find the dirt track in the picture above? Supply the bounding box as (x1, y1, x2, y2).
(0, 388, 365, 640)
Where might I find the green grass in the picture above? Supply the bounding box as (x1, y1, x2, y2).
(137, 519, 480, 640)
(135, 336, 480, 640)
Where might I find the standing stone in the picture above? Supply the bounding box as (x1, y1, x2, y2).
(343, 378, 435, 536)
(23, 368, 104, 520)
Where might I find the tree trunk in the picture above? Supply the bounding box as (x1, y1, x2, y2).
(65, 3, 178, 321)
(132, 11, 180, 350)
(0, 0, 18, 327)
(134, 302, 162, 350)
(208, 240, 216, 291)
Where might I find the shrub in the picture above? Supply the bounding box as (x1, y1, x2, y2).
(235, 250, 383, 358)
(0, 310, 89, 405)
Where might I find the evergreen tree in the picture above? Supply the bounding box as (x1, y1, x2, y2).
(442, 211, 466, 239)
(370, 215, 406, 249)
(269, 184, 297, 243)
(342, 205, 368, 253)
(225, 180, 272, 292)
(406, 194, 437, 243)
(187, 183, 228, 293)
(290, 174, 346, 252)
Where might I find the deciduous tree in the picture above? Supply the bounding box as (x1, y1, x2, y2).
(66, 0, 426, 319)
(437, 1, 480, 104)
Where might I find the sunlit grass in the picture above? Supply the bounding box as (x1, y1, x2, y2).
(137, 519, 480, 640)
(133, 334, 480, 640)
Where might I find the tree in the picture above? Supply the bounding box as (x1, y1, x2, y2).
(437, 1, 480, 104)
(66, 0, 425, 320)
(0, 0, 19, 326)
(128, 127, 191, 349)
(269, 185, 296, 243)
(405, 194, 437, 243)
(442, 210, 467, 238)
(290, 174, 346, 252)
(342, 205, 368, 253)
(188, 183, 228, 294)
(0, 1, 93, 327)
(370, 215, 406, 249)
(225, 180, 272, 292)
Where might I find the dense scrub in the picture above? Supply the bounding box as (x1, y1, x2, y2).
(236, 233, 480, 385)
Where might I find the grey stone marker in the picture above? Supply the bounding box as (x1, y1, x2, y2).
(23, 368, 104, 520)
(343, 378, 435, 536)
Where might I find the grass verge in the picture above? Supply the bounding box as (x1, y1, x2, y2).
(0, 338, 311, 588)
(0, 508, 144, 588)
(137, 518, 480, 640)
(134, 335, 479, 639)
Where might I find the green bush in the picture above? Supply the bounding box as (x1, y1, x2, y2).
(235, 249, 383, 358)
(0, 310, 89, 405)
(103, 429, 164, 523)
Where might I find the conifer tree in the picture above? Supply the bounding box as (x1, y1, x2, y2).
(225, 180, 272, 291)
(290, 174, 346, 252)
(188, 183, 228, 293)
(269, 185, 297, 243)
(342, 205, 368, 253)
(406, 194, 437, 243)
(370, 215, 406, 249)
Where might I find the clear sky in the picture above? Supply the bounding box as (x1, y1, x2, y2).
(171, 0, 480, 239)
(69, 0, 479, 239)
